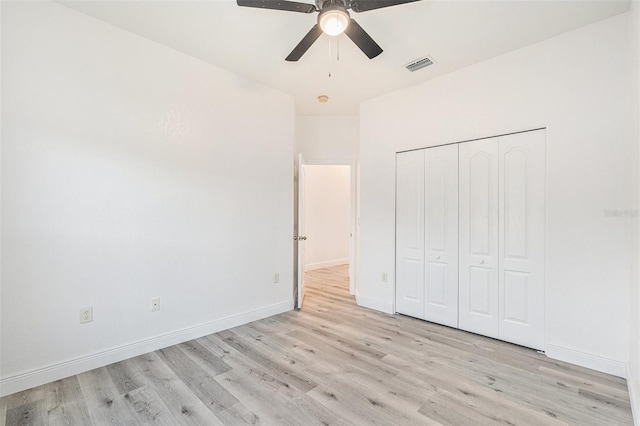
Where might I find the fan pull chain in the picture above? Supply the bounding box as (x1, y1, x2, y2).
(328, 36, 333, 77)
(328, 36, 340, 77)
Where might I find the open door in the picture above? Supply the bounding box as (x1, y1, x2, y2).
(296, 154, 307, 309)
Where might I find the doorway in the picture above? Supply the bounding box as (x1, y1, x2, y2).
(296, 163, 356, 309)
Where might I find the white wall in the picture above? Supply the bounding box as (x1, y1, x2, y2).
(297, 116, 358, 164)
(0, 2, 294, 396)
(359, 12, 633, 377)
(0, 2, 4, 390)
(304, 165, 351, 270)
(630, 0, 640, 422)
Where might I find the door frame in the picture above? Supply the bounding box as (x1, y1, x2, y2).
(293, 155, 304, 309)
(293, 160, 358, 308)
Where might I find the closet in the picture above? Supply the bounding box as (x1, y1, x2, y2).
(395, 129, 545, 350)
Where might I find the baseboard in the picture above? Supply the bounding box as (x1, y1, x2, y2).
(356, 295, 394, 315)
(629, 365, 640, 426)
(545, 344, 627, 378)
(0, 300, 293, 397)
(305, 258, 349, 271)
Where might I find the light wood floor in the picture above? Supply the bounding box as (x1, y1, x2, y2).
(1, 264, 633, 425)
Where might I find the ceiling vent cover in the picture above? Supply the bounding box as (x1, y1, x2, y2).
(405, 56, 435, 72)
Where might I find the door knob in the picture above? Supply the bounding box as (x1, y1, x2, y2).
(436, 256, 440, 260)
(300, 236, 307, 240)
(479, 259, 485, 264)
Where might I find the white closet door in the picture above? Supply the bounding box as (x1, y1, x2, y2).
(424, 144, 459, 327)
(498, 130, 546, 350)
(396, 150, 425, 319)
(459, 138, 500, 338)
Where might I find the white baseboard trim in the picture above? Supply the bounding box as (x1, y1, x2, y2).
(629, 365, 640, 426)
(305, 258, 349, 271)
(545, 344, 627, 378)
(356, 295, 394, 315)
(0, 300, 293, 397)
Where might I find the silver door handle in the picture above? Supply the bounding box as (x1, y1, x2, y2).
(479, 259, 485, 264)
(436, 256, 440, 260)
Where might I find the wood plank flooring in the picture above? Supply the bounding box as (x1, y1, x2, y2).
(1, 264, 633, 425)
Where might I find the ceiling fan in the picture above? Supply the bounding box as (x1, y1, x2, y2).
(237, 0, 421, 61)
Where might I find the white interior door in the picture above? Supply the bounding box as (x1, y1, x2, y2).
(498, 130, 546, 350)
(395, 150, 425, 319)
(459, 138, 500, 338)
(297, 154, 307, 309)
(424, 144, 459, 327)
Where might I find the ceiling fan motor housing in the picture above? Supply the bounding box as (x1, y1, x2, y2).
(317, 3, 351, 36)
(316, 0, 350, 10)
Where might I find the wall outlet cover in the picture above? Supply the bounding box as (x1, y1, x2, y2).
(80, 307, 93, 324)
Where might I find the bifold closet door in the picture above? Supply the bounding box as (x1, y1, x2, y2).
(398, 130, 545, 349)
(423, 144, 458, 327)
(396, 150, 425, 319)
(459, 138, 500, 338)
(459, 130, 546, 349)
(498, 130, 545, 350)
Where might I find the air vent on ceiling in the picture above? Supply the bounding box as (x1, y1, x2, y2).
(405, 56, 435, 72)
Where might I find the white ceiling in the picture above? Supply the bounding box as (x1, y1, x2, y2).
(59, 0, 631, 115)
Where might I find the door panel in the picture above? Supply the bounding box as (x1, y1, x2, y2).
(503, 271, 529, 323)
(459, 139, 499, 338)
(424, 144, 458, 327)
(403, 260, 423, 300)
(504, 148, 528, 258)
(470, 153, 493, 256)
(427, 160, 446, 250)
(427, 262, 446, 306)
(469, 267, 493, 316)
(395, 150, 425, 319)
(499, 130, 545, 350)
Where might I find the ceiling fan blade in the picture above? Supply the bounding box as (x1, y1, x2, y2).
(344, 19, 383, 59)
(237, 0, 316, 13)
(285, 24, 323, 61)
(350, 0, 421, 13)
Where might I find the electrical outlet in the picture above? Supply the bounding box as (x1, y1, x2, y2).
(151, 297, 160, 312)
(274, 273, 279, 284)
(382, 272, 388, 282)
(80, 307, 93, 324)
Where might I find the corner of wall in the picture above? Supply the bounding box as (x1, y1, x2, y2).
(630, 1, 640, 424)
(0, 0, 4, 390)
(630, 364, 640, 426)
(355, 295, 394, 315)
(545, 344, 628, 378)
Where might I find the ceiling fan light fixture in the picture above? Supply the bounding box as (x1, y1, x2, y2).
(318, 5, 350, 36)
